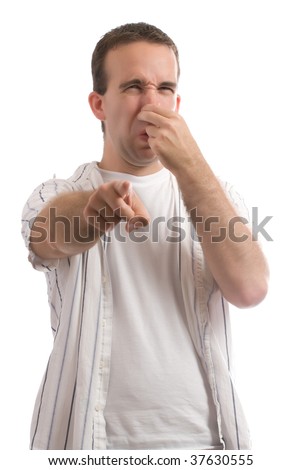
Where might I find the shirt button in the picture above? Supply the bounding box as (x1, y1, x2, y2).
(95, 404, 101, 412)
(99, 361, 104, 369)
(102, 275, 107, 284)
(102, 319, 106, 327)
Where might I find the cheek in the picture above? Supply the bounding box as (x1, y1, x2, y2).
(160, 94, 179, 111)
(118, 97, 142, 120)
(105, 101, 134, 130)
(110, 102, 139, 137)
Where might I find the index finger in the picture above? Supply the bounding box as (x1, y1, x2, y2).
(110, 181, 135, 220)
(127, 192, 151, 231)
(137, 105, 173, 126)
(112, 181, 150, 229)
(141, 104, 174, 117)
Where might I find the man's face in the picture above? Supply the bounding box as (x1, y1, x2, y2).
(100, 41, 180, 172)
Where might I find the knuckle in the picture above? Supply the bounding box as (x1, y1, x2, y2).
(100, 182, 110, 194)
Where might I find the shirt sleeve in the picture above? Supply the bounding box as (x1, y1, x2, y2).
(21, 177, 75, 272)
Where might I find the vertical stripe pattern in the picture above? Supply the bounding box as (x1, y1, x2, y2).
(22, 161, 251, 450)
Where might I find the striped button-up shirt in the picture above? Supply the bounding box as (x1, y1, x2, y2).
(21, 161, 251, 450)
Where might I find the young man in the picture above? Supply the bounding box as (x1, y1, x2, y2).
(22, 22, 268, 450)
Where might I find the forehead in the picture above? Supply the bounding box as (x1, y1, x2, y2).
(105, 41, 178, 84)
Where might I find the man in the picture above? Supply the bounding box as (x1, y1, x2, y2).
(22, 22, 268, 450)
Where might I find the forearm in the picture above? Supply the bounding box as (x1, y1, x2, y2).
(30, 191, 100, 259)
(175, 155, 269, 308)
(29, 180, 150, 260)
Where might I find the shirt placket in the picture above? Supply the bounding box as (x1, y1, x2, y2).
(92, 260, 113, 449)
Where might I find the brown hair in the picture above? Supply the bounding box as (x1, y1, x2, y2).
(91, 22, 180, 95)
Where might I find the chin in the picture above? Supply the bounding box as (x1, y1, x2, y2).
(131, 149, 158, 166)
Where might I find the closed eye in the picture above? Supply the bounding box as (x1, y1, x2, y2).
(120, 80, 143, 93)
(158, 86, 175, 94)
(127, 84, 143, 91)
(119, 80, 177, 94)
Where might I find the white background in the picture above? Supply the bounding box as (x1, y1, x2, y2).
(0, 0, 300, 466)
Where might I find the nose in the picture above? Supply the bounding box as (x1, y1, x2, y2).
(140, 86, 160, 106)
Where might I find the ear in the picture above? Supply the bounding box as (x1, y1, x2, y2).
(88, 91, 106, 121)
(175, 94, 181, 113)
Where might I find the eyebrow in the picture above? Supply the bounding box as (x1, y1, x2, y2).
(119, 79, 178, 91)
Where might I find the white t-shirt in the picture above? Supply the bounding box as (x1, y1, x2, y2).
(100, 168, 221, 450)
